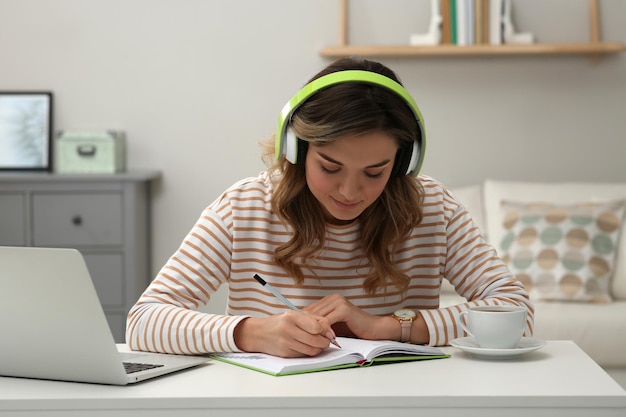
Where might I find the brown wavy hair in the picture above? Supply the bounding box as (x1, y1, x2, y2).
(260, 57, 425, 295)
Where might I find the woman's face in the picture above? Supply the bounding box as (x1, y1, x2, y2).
(305, 131, 398, 225)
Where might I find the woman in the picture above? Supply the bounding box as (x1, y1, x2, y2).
(126, 56, 533, 358)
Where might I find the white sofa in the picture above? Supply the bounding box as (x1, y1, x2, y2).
(442, 179, 626, 375)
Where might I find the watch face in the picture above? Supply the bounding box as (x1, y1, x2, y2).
(394, 309, 416, 319)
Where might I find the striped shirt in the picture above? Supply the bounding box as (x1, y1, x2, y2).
(126, 172, 533, 354)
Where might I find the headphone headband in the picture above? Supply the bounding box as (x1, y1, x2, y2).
(275, 70, 426, 176)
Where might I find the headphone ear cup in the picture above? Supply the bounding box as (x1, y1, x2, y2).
(284, 128, 298, 164)
(283, 128, 309, 164)
(406, 140, 421, 176)
(392, 140, 418, 177)
(391, 140, 422, 176)
(297, 139, 309, 164)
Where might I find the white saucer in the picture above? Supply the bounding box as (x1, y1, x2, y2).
(450, 337, 547, 359)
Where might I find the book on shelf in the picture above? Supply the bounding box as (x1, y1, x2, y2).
(475, 0, 489, 44)
(455, 0, 469, 45)
(489, 0, 504, 45)
(467, 0, 476, 44)
(441, 0, 452, 44)
(210, 337, 450, 376)
(441, 0, 501, 46)
(449, 0, 458, 44)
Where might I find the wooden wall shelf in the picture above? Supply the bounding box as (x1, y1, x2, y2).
(320, 0, 625, 59)
(320, 42, 626, 58)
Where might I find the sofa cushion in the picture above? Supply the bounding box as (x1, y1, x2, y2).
(483, 180, 626, 300)
(498, 200, 625, 303)
(533, 300, 626, 367)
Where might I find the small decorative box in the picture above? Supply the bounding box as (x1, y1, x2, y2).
(57, 130, 126, 174)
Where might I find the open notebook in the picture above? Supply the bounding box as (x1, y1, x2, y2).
(211, 336, 449, 376)
(0, 246, 209, 385)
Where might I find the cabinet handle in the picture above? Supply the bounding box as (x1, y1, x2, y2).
(71, 215, 83, 226)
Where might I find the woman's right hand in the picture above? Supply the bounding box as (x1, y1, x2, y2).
(233, 311, 332, 357)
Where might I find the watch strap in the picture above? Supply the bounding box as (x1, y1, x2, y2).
(399, 319, 412, 343)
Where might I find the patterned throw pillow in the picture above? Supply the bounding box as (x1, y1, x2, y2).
(499, 200, 626, 303)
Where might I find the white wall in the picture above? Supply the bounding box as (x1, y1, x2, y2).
(2, 0, 625, 313)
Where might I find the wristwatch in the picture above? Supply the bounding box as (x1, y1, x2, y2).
(392, 308, 416, 343)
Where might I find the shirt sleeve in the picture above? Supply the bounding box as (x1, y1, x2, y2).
(126, 204, 250, 355)
(420, 188, 535, 346)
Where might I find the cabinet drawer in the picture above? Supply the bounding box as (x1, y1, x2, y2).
(0, 193, 26, 246)
(83, 253, 124, 306)
(32, 193, 123, 246)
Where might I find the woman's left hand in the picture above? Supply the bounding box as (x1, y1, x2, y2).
(303, 293, 386, 340)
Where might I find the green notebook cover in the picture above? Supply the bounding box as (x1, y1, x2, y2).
(210, 337, 450, 376)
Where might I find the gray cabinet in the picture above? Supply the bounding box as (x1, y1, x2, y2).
(0, 171, 160, 342)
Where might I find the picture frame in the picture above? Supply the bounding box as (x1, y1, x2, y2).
(0, 91, 53, 171)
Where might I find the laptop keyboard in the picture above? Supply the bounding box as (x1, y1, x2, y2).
(123, 361, 164, 374)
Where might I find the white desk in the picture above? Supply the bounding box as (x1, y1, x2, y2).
(1, 341, 624, 417)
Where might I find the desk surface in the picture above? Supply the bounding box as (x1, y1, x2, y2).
(1, 341, 625, 417)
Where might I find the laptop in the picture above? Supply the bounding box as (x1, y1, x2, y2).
(0, 246, 210, 385)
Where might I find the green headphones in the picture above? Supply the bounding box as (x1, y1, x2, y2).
(274, 70, 426, 177)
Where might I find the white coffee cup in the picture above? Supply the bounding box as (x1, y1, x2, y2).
(459, 305, 527, 349)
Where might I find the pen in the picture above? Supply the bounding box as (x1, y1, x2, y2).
(253, 274, 341, 348)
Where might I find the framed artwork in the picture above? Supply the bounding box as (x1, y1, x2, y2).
(0, 92, 53, 171)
